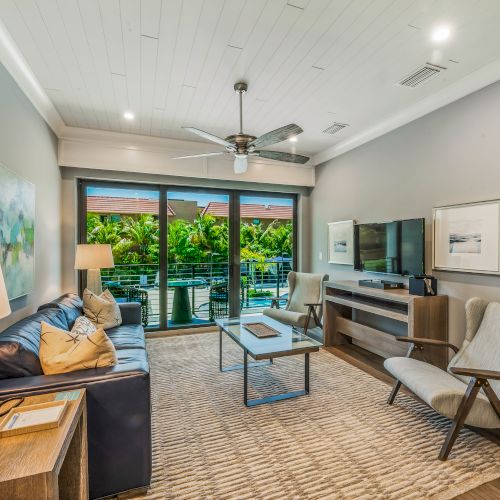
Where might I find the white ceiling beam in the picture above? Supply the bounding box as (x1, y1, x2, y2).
(58, 125, 315, 187)
(0, 16, 64, 135)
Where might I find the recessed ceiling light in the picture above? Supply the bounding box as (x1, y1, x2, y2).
(123, 111, 135, 120)
(289, 136, 298, 142)
(432, 25, 451, 42)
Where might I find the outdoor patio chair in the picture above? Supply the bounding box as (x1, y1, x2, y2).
(106, 283, 150, 326)
(384, 297, 500, 460)
(263, 271, 328, 335)
(207, 278, 252, 321)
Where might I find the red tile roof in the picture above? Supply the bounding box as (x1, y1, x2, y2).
(87, 196, 175, 216)
(87, 197, 292, 220)
(201, 201, 292, 220)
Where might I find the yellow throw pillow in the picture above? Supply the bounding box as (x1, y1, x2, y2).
(39, 321, 117, 375)
(83, 288, 122, 330)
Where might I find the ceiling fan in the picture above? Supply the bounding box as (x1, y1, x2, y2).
(172, 82, 310, 174)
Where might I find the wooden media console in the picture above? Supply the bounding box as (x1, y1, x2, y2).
(323, 280, 449, 370)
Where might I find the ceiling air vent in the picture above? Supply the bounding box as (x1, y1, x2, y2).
(323, 122, 349, 135)
(399, 63, 446, 87)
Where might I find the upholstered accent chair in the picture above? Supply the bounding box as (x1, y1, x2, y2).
(384, 297, 500, 460)
(263, 271, 329, 335)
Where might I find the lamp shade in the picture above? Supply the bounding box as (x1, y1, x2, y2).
(0, 264, 11, 320)
(74, 244, 114, 270)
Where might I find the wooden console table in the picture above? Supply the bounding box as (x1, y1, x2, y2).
(323, 280, 448, 370)
(0, 389, 88, 500)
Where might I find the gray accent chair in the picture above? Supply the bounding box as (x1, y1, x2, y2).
(263, 271, 329, 335)
(384, 297, 500, 460)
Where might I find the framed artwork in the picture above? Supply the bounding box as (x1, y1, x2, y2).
(0, 163, 35, 299)
(328, 220, 354, 265)
(433, 201, 500, 274)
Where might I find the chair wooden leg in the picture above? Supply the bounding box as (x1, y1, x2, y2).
(304, 307, 313, 335)
(482, 382, 500, 419)
(311, 307, 322, 328)
(387, 343, 416, 405)
(388, 380, 402, 405)
(439, 377, 481, 461)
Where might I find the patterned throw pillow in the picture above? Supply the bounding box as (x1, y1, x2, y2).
(71, 316, 97, 335)
(39, 321, 117, 375)
(83, 288, 122, 330)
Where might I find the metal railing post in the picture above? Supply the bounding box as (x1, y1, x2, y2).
(276, 261, 279, 298)
(191, 263, 195, 313)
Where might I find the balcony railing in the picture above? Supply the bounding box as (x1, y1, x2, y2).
(100, 259, 292, 328)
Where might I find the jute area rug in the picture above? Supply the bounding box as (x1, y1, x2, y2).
(137, 333, 500, 500)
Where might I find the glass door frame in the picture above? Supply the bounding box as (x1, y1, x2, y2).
(77, 179, 298, 331)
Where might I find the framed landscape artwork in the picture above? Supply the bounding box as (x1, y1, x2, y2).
(328, 220, 354, 265)
(433, 201, 500, 274)
(0, 163, 35, 298)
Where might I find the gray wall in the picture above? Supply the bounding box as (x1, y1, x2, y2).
(0, 63, 61, 331)
(60, 167, 312, 293)
(310, 80, 500, 347)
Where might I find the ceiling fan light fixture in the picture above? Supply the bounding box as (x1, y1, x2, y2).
(233, 154, 248, 174)
(179, 81, 310, 173)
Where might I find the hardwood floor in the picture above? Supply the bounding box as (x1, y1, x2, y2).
(324, 345, 500, 500)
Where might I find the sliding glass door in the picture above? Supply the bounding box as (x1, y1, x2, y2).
(240, 194, 295, 315)
(79, 181, 296, 331)
(82, 183, 161, 328)
(166, 189, 230, 327)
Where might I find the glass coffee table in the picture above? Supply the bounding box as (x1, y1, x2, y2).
(216, 315, 322, 407)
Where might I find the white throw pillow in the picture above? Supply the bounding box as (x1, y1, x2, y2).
(71, 316, 97, 335)
(83, 288, 122, 330)
(39, 321, 117, 375)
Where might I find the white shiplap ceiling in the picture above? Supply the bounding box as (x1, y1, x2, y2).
(1, 0, 500, 160)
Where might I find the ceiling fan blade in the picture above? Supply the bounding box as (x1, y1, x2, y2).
(233, 155, 248, 174)
(172, 152, 225, 159)
(182, 127, 235, 149)
(255, 150, 310, 164)
(249, 124, 303, 149)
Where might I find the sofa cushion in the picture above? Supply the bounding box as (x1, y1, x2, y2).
(384, 356, 500, 428)
(106, 323, 146, 350)
(39, 321, 117, 375)
(0, 308, 68, 379)
(83, 289, 122, 330)
(38, 293, 83, 330)
(118, 302, 142, 325)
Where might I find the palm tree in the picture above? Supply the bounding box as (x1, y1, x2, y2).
(168, 219, 197, 263)
(187, 214, 228, 261)
(120, 215, 159, 263)
(87, 215, 122, 246)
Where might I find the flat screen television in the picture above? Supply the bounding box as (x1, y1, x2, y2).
(354, 218, 425, 276)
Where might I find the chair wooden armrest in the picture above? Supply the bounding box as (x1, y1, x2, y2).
(396, 337, 460, 353)
(270, 297, 288, 309)
(450, 367, 500, 380)
(303, 303, 323, 334)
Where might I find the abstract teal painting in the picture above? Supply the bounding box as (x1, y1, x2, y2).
(0, 164, 35, 299)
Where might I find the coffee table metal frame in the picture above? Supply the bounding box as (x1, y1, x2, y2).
(217, 318, 320, 407)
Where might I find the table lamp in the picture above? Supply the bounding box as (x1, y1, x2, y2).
(0, 263, 11, 319)
(75, 244, 114, 295)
